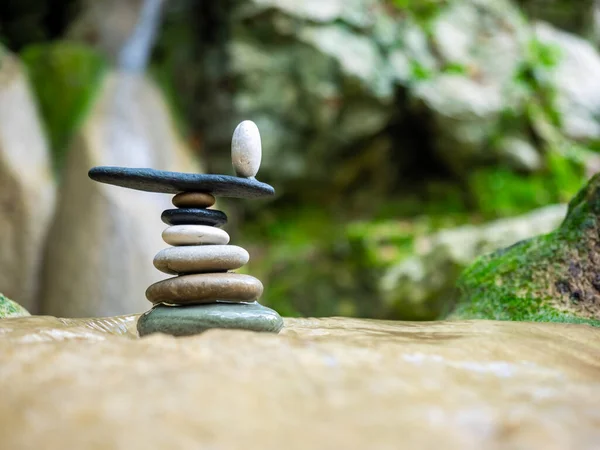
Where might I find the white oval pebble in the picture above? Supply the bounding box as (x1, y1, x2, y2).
(231, 120, 262, 178)
(162, 225, 230, 246)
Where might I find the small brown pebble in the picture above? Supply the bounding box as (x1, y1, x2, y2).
(172, 192, 216, 208)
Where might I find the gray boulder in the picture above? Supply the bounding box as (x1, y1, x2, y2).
(41, 72, 198, 317)
(409, 0, 533, 172)
(0, 48, 56, 313)
(380, 204, 568, 319)
(534, 22, 600, 142)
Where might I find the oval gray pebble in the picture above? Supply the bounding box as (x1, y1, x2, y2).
(153, 245, 249, 275)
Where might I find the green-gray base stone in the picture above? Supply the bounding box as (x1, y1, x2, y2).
(137, 302, 284, 337)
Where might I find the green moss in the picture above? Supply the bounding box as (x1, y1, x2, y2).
(392, 0, 446, 29)
(469, 151, 586, 219)
(514, 38, 563, 129)
(241, 191, 474, 320)
(239, 207, 355, 317)
(442, 62, 467, 75)
(21, 41, 107, 172)
(409, 60, 433, 81)
(527, 39, 562, 70)
(0, 294, 29, 318)
(453, 174, 600, 327)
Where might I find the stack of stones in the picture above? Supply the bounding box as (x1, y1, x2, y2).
(88, 120, 283, 337)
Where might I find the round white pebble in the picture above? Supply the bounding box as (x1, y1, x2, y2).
(231, 120, 262, 178)
(162, 225, 230, 246)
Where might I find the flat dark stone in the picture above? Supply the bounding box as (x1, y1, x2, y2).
(88, 166, 275, 198)
(161, 208, 227, 227)
(137, 302, 284, 337)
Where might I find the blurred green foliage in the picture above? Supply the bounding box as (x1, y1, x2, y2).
(0, 293, 29, 318)
(393, 0, 447, 27)
(21, 41, 107, 172)
(470, 152, 585, 218)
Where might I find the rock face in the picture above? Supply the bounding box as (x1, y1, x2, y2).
(381, 204, 568, 319)
(159, 0, 600, 186)
(161, 0, 400, 185)
(40, 71, 198, 317)
(454, 174, 600, 326)
(534, 22, 600, 141)
(0, 315, 599, 449)
(411, 0, 532, 172)
(0, 49, 56, 313)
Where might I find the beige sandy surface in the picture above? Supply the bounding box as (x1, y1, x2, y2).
(0, 315, 599, 449)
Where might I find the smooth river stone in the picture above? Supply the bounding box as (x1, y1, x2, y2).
(172, 192, 216, 208)
(232, 120, 262, 178)
(88, 167, 275, 198)
(162, 225, 230, 246)
(137, 302, 283, 336)
(161, 208, 227, 227)
(146, 273, 263, 305)
(153, 245, 249, 275)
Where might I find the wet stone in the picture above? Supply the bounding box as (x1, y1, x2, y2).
(137, 302, 284, 336)
(162, 225, 230, 246)
(161, 208, 227, 227)
(172, 192, 216, 208)
(153, 245, 249, 275)
(88, 167, 275, 198)
(232, 120, 262, 178)
(145, 273, 263, 305)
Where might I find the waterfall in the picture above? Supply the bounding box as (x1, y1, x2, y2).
(118, 0, 165, 73)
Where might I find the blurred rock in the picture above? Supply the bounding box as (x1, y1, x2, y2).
(497, 136, 543, 171)
(20, 42, 108, 170)
(534, 22, 600, 141)
(151, 0, 600, 211)
(381, 204, 567, 319)
(67, 0, 147, 64)
(0, 48, 56, 312)
(1, 315, 600, 448)
(41, 71, 198, 317)
(410, 0, 531, 172)
(161, 0, 400, 187)
(0, 293, 30, 318)
(518, 0, 599, 39)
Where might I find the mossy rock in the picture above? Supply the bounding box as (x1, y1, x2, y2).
(452, 174, 600, 327)
(0, 294, 30, 318)
(20, 41, 107, 172)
